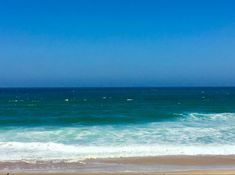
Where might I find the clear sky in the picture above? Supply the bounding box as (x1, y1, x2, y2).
(0, 0, 235, 87)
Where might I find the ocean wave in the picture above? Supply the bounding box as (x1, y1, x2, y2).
(1, 122, 235, 145)
(0, 112, 235, 161)
(1, 112, 235, 145)
(179, 112, 235, 122)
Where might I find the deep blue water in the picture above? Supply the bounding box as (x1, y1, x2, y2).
(0, 87, 235, 126)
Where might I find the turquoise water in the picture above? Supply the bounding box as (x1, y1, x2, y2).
(0, 88, 235, 161)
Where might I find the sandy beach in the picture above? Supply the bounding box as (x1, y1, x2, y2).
(1, 156, 235, 175)
(3, 170, 235, 175)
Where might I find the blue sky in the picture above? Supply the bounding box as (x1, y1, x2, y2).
(0, 0, 235, 87)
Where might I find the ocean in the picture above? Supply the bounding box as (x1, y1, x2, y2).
(0, 87, 235, 162)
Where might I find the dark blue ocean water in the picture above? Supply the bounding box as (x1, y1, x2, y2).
(0, 87, 235, 126)
(0, 87, 235, 161)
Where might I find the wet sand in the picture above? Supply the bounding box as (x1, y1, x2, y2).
(1, 156, 235, 174)
(98, 155, 235, 165)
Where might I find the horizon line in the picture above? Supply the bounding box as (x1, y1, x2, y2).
(0, 86, 235, 89)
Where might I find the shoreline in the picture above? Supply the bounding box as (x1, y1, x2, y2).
(4, 170, 235, 175)
(1, 155, 235, 173)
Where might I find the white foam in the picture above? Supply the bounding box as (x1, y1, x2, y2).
(0, 142, 235, 161)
